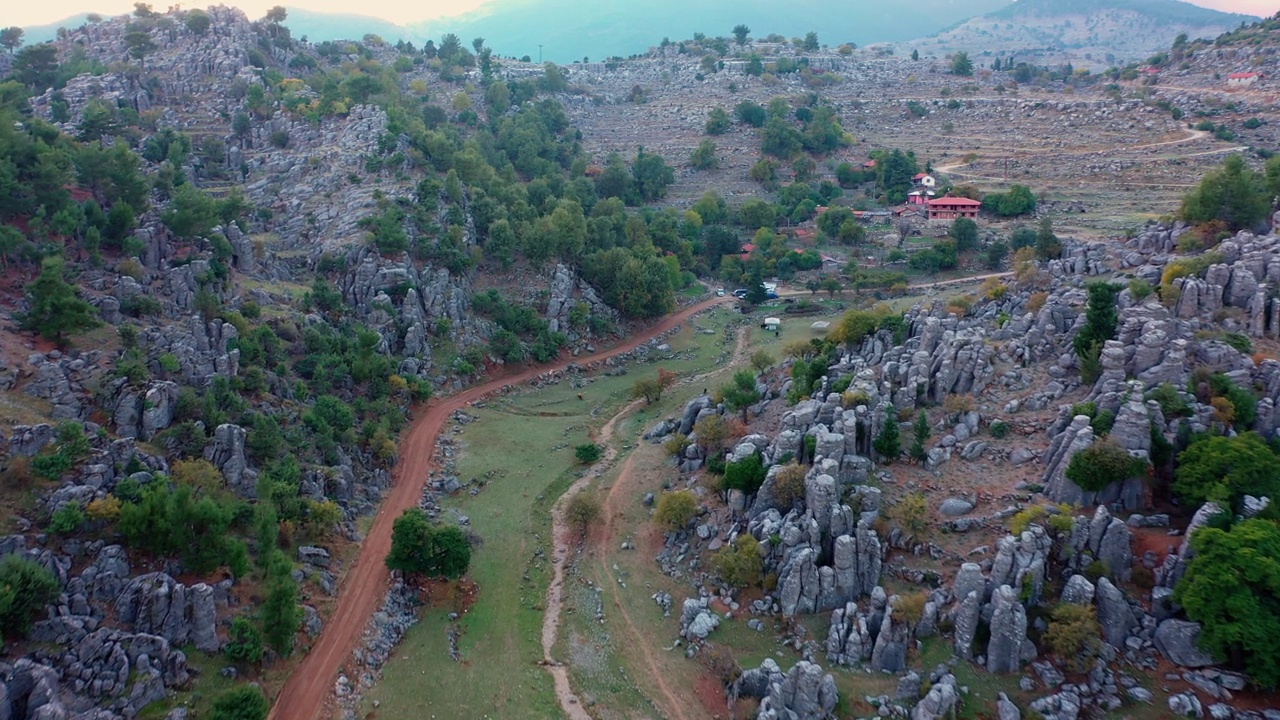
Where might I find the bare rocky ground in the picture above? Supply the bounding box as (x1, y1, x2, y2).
(554, 44, 1268, 238)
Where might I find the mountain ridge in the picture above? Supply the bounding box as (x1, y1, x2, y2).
(904, 0, 1257, 65)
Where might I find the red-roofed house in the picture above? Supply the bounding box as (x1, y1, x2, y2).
(926, 197, 982, 221)
(1228, 72, 1263, 88)
(862, 159, 877, 169)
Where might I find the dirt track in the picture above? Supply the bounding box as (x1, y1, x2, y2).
(269, 295, 730, 720)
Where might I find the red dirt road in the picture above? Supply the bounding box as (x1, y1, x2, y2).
(269, 295, 729, 720)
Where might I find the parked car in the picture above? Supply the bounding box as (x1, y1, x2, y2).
(715, 288, 725, 296)
(732, 288, 749, 298)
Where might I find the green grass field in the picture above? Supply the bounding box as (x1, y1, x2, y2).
(363, 308, 747, 719)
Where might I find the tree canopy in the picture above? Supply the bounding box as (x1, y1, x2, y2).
(386, 508, 472, 579)
(20, 257, 101, 346)
(1173, 432, 1280, 509)
(1176, 518, 1280, 689)
(1181, 154, 1269, 233)
(721, 370, 761, 421)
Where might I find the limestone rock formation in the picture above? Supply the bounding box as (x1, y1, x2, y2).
(986, 585, 1034, 673)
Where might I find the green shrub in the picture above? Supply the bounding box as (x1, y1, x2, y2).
(1221, 332, 1254, 355)
(989, 421, 1010, 439)
(1128, 278, 1154, 301)
(713, 535, 763, 587)
(1044, 603, 1102, 672)
(224, 615, 264, 664)
(723, 454, 767, 495)
(565, 494, 601, 534)
(210, 685, 269, 720)
(1065, 443, 1148, 492)
(1147, 382, 1192, 418)
(894, 491, 928, 534)
(1176, 519, 1280, 689)
(49, 502, 85, 535)
(0, 554, 60, 637)
(872, 406, 900, 462)
(655, 490, 697, 531)
(1173, 432, 1280, 508)
(574, 444, 602, 465)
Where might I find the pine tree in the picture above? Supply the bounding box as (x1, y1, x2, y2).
(260, 552, 300, 657)
(873, 405, 901, 463)
(20, 256, 100, 347)
(910, 411, 930, 461)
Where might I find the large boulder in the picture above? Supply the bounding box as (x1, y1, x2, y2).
(1153, 619, 1216, 668)
(1094, 577, 1135, 648)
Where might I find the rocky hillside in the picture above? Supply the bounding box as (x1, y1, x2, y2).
(901, 0, 1256, 67)
(2, 3, 1280, 720)
(0, 5, 732, 718)
(641, 217, 1280, 719)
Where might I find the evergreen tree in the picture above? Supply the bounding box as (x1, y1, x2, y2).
(873, 406, 901, 462)
(20, 257, 101, 347)
(910, 411, 930, 461)
(721, 370, 762, 422)
(260, 552, 300, 657)
(1181, 154, 1269, 233)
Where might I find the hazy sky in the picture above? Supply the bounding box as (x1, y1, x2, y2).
(5, 0, 1277, 30)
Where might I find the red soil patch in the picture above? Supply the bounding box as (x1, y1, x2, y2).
(692, 671, 732, 720)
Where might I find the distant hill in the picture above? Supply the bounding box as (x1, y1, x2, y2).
(904, 0, 1257, 66)
(19, 14, 97, 45)
(405, 0, 1011, 63)
(280, 8, 418, 45)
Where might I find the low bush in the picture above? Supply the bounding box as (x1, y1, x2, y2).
(714, 535, 763, 587)
(655, 490, 697, 531)
(574, 443, 602, 465)
(1065, 443, 1148, 492)
(1043, 603, 1102, 672)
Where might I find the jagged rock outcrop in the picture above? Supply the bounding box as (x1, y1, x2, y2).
(1156, 502, 1222, 589)
(986, 585, 1034, 673)
(911, 673, 959, 720)
(753, 660, 839, 720)
(766, 513, 881, 617)
(115, 573, 220, 652)
(869, 595, 911, 673)
(545, 263, 620, 339)
(203, 423, 256, 495)
(989, 526, 1051, 605)
(825, 602, 873, 666)
(953, 590, 982, 660)
(679, 597, 720, 641)
(1060, 506, 1133, 582)
(1060, 575, 1095, 605)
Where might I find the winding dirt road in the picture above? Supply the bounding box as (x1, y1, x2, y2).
(269, 296, 730, 720)
(274, 272, 1020, 719)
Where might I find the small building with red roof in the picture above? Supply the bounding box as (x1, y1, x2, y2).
(1228, 72, 1263, 88)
